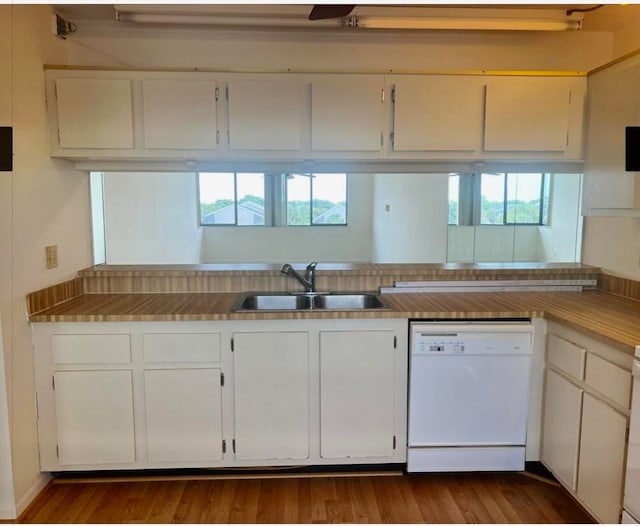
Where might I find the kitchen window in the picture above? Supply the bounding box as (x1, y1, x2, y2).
(198, 172, 347, 226)
(448, 173, 550, 226)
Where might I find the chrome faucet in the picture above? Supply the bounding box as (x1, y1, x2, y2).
(281, 262, 318, 293)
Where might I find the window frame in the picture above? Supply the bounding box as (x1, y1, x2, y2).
(197, 172, 348, 227)
(449, 172, 550, 227)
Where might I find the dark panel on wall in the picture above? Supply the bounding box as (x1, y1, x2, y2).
(626, 126, 640, 172)
(0, 127, 12, 172)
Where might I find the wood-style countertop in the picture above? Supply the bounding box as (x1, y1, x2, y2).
(29, 289, 640, 354)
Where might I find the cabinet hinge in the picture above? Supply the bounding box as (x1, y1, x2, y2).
(220, 372, 225, 386)
(232, 439, 236, 453)
(390, 132, 395, 147)
(222, 439, 226, 453)
(230, 337, 234, 352)
(393, 335, 397, 349)
(215, 87, 220, 102)
(391, 86, 396, 103)
(381, 88, 385, 103)
(393, 435, 396, 450)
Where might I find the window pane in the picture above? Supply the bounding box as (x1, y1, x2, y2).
(287, 174, 311, 226)
(506, 173, 543, 224)
(312, 173, 347, 225)
(199, 172, 235, 225)
(480, 173, 505, 224)
(236, 173, 265, 226)
(448, 175, 459, 225)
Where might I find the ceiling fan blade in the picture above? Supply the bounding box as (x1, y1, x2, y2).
(309, 5, 355, 20)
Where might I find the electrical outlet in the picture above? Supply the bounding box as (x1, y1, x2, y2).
(45, 245, 58, 269)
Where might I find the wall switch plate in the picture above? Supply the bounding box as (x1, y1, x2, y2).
(45, 245, 58, 269)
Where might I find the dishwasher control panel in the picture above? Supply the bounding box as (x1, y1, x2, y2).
(415, 339, 466, 354)
(411, 323, 533, 355)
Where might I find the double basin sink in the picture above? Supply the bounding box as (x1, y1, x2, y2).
(234, 291, 388, 311)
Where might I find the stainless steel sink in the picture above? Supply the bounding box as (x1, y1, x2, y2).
(233, 292, 388, 311)
(235, 293, 312, 311)
(313, 293, 386, 310)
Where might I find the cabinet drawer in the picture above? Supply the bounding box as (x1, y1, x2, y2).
(53, 334, 131, 364)
(585, 353, 632, 408)
(547, 334, 586, 380)
(143, 333, 221, 363)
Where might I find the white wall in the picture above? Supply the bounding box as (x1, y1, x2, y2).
(582, 217, 640, 279)
(103, 172, 202, 264)
(66, 22, 613, 72)
(0, 319, 15, 519)
(372, 174, 448, 263)
(0, 5, 93, 518)
(200, 174, 373, 263)
(539, 174, 583, 262)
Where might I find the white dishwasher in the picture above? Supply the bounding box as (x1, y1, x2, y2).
(408, 321, 533, 472)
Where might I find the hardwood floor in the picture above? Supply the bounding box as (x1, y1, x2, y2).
(16, 471, 594, 524)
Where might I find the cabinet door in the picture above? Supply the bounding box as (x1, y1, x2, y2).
(311, 78, 384, 151)
(54, 370, 135, 465)
(392, 76, 483, 151)
(577, 392, 628, 524)
(55, 78, 134, 149)
(142, 80, 218, 150)
(484, 77, 570, 152)
(144, 368, 223, 463)
(319, 330, 395, 458)
(233, 332, 309, 460)
(541, 369, 583, 491)
(227, 80, 302, 150)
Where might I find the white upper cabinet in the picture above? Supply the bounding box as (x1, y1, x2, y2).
(227, 78, 303, 151)
(45, 68, 586, 164)
(55, 78, 134, 149)
(142, 79, 218, 150)
(311, 77, 384, 151)
(391, 76, 483, 152)
(583, 55, 640, 215)
(484, 77, 572, 152)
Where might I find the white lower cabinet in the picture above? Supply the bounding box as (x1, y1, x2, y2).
(32, 319, 408, 471)
(54, 370, 136, 466)
(541, 368, 583, 491)
(232, 331, 310, 460)
(319, 330, 396, 459)
(541, 322, 633, 523)
(144, 368, 223, 463)
(577, 393, 629, 524)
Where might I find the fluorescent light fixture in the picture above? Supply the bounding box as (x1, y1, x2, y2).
(114, 6, 583, 32)
(115, 12, 342, 28)
(354, 15, 583, 31)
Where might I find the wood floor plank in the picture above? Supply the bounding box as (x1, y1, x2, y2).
(18, 472, 595, 524)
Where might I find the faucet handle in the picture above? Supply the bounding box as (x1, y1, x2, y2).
(307, 261, 318, 270)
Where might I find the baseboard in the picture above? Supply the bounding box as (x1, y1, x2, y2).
(0, 505, 17, 521)
(15, 473, 51, 518)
